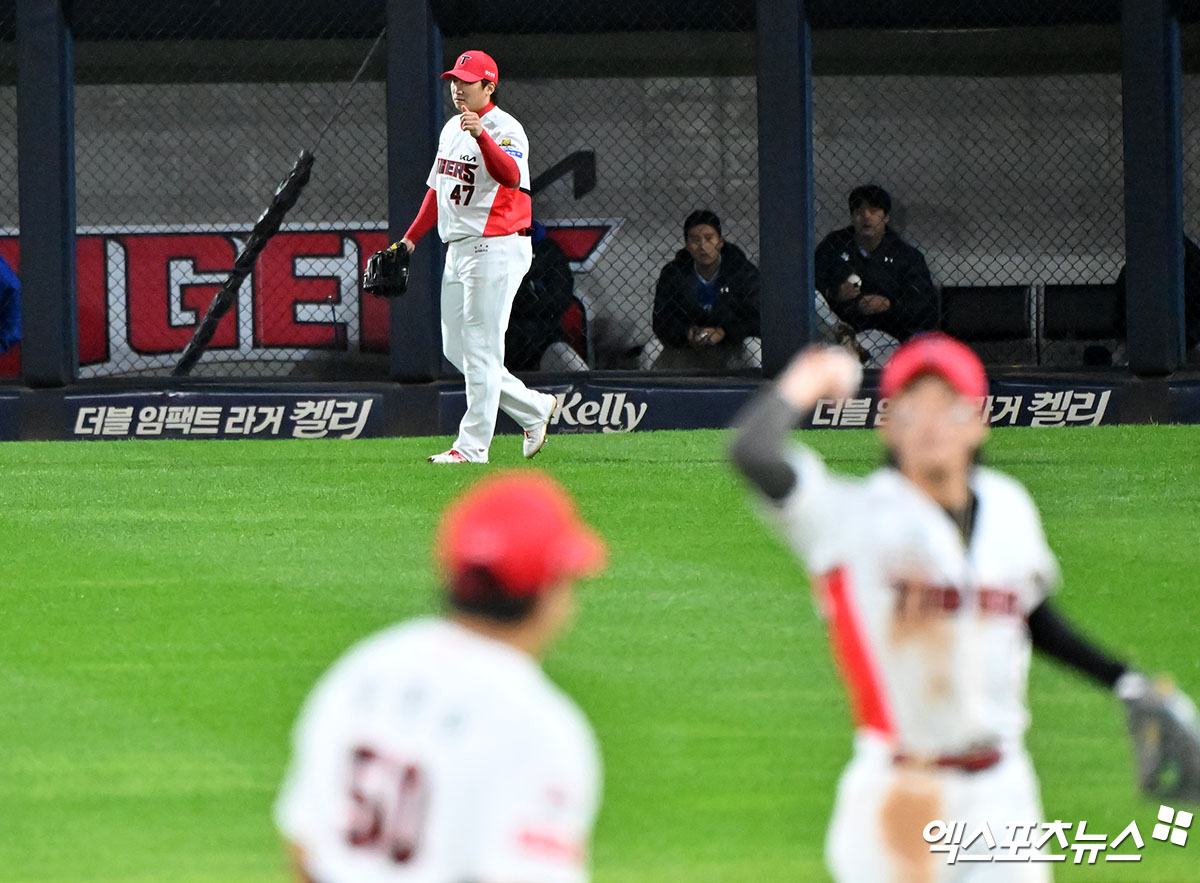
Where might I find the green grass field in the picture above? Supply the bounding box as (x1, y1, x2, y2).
(3, 427, 1199, 882)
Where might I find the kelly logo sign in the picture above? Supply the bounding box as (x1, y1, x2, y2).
(550, 390, 648, 433)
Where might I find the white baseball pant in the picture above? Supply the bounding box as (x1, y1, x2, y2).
(441, 233, 547, 462)
(827, 735, 1049, 883)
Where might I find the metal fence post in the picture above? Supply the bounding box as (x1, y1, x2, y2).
(16, 0, 77, 387)
(387, 0, 444, 382)
(1121, 0, 1185, 376)
(756, 0, 813, 376)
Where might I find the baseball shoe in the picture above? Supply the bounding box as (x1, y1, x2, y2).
(428, 449, 471, 464)
(523, 393, 557, 459)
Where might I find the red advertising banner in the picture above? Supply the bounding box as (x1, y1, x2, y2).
(0, 220, 619, 378)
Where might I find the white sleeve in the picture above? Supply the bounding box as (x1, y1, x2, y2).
(473, 712, 601, 883)
(1028, 500, 1061, 605)
(769, 444, 850, 575)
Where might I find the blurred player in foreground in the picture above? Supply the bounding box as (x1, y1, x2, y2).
(276, 471, 606, 883)
(730, 334, 1200, 881)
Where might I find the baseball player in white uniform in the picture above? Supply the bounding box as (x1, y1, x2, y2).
(397, 50, 557, 465)
(275, 471, 606, 883)
(729, 334, 1200, 881)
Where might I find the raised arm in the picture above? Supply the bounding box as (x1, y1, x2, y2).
(729, 346, 862, 501)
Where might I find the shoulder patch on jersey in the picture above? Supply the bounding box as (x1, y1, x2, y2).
(500, 138, 513, 146)
(502, 147, 524, 158)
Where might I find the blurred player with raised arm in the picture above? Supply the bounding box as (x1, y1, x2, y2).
(729, 334, 1200, 882)
(276, 471, 606, 883)
(397, 50, 557, 464)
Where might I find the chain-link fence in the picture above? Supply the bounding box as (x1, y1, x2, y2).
(13, 1, 1199, 380)
(71, 0, 387, 379)
(0, 4, 20, 381)
(812, 5, 1126, 370)
(436, 6, 760, 375)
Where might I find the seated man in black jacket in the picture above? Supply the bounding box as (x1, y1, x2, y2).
(653, 209, 761, 370)
(505, 221, 587, 373)
(814, 184, 937, 344)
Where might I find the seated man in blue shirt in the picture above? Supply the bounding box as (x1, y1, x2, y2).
(652, 209, 760, 371)
(0, 255, 20, 354)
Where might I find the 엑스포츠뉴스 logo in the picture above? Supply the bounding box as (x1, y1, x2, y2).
(1152, 805, 1192, 847)
(923, 804, 1193, 866)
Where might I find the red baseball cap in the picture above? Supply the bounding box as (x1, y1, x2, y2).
(436, 471, 606, 601)
(879, 332, 988, 400)
(442, 50, 499, 85)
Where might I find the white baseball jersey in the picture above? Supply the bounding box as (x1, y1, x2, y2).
(427, 106, 532, 242)
(275, 617, 601, 883)
(769, 446, 1059, 757)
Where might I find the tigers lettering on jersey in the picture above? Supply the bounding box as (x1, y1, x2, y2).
(890, 579, 1021, 618)
(774, 449, 1059, 755)
(427, 105, 532, 240)
(436, 158, 478, 184)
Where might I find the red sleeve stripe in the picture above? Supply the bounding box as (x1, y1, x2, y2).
(517, 829, 585, 864)
(820, 566, 895, 737)
(403, 188, 438, 244)
(476, 129, 520, 189)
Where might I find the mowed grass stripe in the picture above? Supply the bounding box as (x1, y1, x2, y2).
(1, 427, 1197, 881)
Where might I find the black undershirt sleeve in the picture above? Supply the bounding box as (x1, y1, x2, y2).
(728, 387, 800, 501)
(1027, 599, 1128, 689)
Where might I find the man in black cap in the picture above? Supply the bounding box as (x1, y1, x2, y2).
(814, 184, 938, 344)
(652, 209, 761, 370)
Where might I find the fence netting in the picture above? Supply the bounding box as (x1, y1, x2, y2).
(71, 0, 388, 379)
(19, 1, 1199, 379)
(437, 4, 760, 376)
(0, 5, 19, 381)
(812, 4, 1126, 371)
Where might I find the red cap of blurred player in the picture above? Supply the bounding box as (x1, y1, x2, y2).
(442, 50, 499, 85)
(880, 332, 988, 400)
(437, 471, 606, 600)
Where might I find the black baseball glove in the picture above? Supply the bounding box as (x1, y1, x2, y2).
(363, 242, 410, 297)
